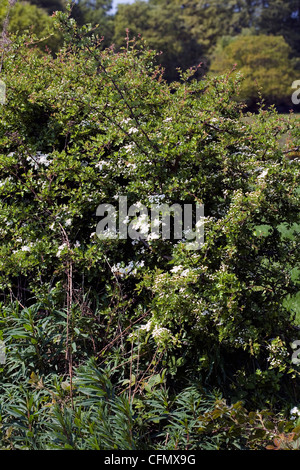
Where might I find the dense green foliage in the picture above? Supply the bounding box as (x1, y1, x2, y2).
(0, 1, 299, 451)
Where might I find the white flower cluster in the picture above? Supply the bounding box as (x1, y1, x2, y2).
(170, 265, 192, 277)
(95, 160, 108, 171)
(152, 324, 170, 340)
(148, 194, 166, 204)
(13, 240, 34, 254)
(27, 152, 51, 169)
(171, 265, 183, 274)
(268, 350, 288, 368)
(128, 127, 138, 134)
(152, 273, 168, 291)
(140, 321, 152, 332)
(121, 118, 131, 125)
(123, 143, 136, 154)
(111, 260, 145, 277)
(131, 217, 149, 236)
(234, 335, 247, 346)
(129, 205, 149, 237)
(21, 245, 32, 252)
(0, 176, 12, 189)
(56, 240, 80, 257)
(139, 320, 172, 345)
(65, 218, 72, 227)
(120, 117, 139, 135)
(257, 169, 269, 180)
(126, 162, 137, 171)
(56, 243, 68, 258)
(268, 357, 283, 368)
(266, 338, 289, 368)
(290, 407, 300, 420)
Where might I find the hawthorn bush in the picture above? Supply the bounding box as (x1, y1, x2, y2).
(0, 6, 299, 449)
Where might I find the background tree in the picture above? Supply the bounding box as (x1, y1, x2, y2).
(255, 0, 300, 60)
(173, 0, 252, 55)
(113, 0, 203, 81)
(2, 0, 300, 106)
(210, 34, 298, 110)
(0, 0, 63, 52)
(26, 0, 66, 14)
(71, 0, 114, 47)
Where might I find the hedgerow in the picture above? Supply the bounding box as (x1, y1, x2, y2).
(0, 3, 299, 450)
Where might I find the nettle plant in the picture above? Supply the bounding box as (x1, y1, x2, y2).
(0, 8, 299, 405)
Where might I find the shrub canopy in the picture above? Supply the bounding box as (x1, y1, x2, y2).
(0, 7, 299, 449)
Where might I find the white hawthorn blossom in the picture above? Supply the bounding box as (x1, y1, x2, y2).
(111, 260, 145, 277)
(290, 407, 300, 420)
(27, 152, 51, 169)
(95, 160, 108, 170)
(131, 211, 149, 237)
(56, 243, 68, 258)
(140, 321, 152, 332)
(121, 118, 131, 125)
(152, 325, 170, 340)
(148, 194, 166, 204)
(258, 169, 269, 180)
(65, 218, 72, 227)
(128, 127, 138, 134)
(171, 265, 184, 274)
(123, 143, 136, 153)
(21, 245, 32, 252)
